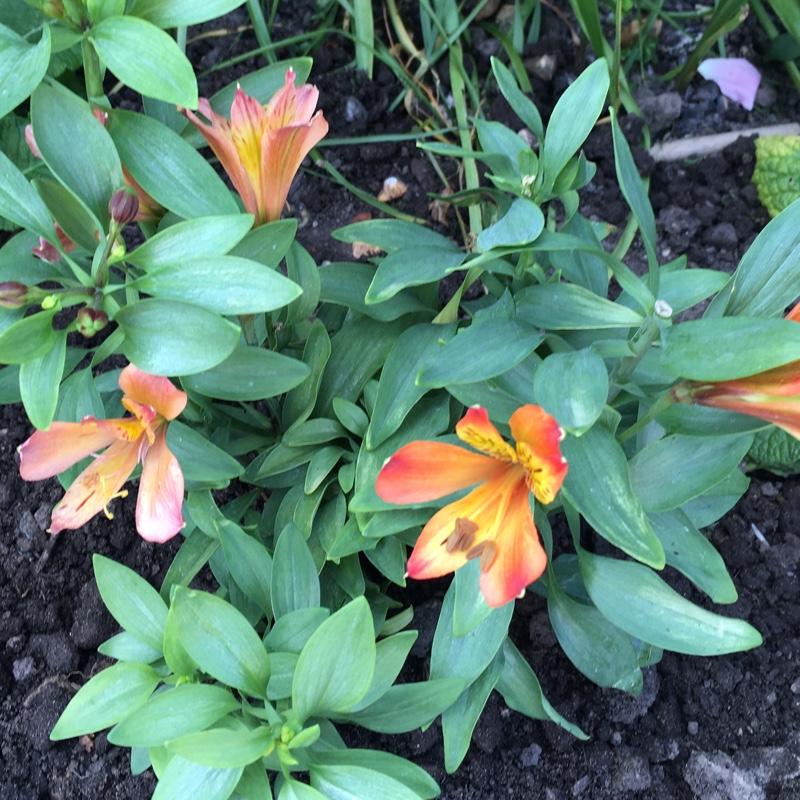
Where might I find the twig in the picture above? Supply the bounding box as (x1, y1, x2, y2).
(649, 123, 800, 161)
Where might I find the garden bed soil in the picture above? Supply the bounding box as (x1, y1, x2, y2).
(2, 3, 800, 799)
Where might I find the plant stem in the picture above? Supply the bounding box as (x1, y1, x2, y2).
(607, 312, 664, 403)
(617, 390, 677, 444)
(246, 0, 276, 63)
(81, 37, 108, 109)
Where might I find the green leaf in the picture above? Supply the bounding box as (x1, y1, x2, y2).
(282, 320, 330, 430)
(748, 424, 800, 475)
(34, 177, 101, 251)
(516, 283, 643, 329)
(717, 190, 800, 315)
(496, 639, 586, 737)
(0, 139, 55, 239)
(0, 23, 50, 119)
(658, 268, 729, 314)
(128, 0, 248, 27)
(284, 241, 321, 326)
(344, 678, 466, 733)
(167, 420, 244, 489)
(50, 663, 160, 739)
(629, 433, 754, 513)
(561, 426, 665, 569)
(90, 16, 197, 107)
(19, 330, 66, 430)
(280, 780, 327, 800)
(441, 653, 504, 773)
(218, 523, 273, 617)
(263, 607, 329, 654)
(417, 318, 544, 387)
(367, 322, 456, 449)
(182, 345, 309, 401)
(292, 597, 376, 721)
(127, 215, 254, 268)
(333, 218, 457, 252)
(431, 580, 513, 687)
(168, 726, 273, 768)
(108, 684, 239, 747)
(662, 317, 800, 381)
(229, 219, 297, 268)
(542, 59, 608, 189)
(116, 299, 240, 376)
(108, 110, 237, 218)
(271, 524, 320, 619)
(547, 578, 641, 692)
(648, 509, 737, 604)
(367, 247, 468, 303)
(533, 348, 608, 435)
(0, 308, 56, 365)
(311, 764, 423, 800)
(152, 756, 242, 800)
(347, 631, 418, 712)
(98, 631, 162, 664)
(31, 82, 122, 230)
(579, 551, 763, 655)
(491, 57, 543, 141)
(478, 197, 545, 250)
(93, 554, 168, 652)
(170, 586, 270, 697)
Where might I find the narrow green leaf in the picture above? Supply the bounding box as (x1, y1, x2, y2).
(311, 765, 422, 800)
(292, 597, 375, 721)
(367, 247, 468, 303)
(167, 420, 244, 489)
(229, 218, 297, 268)
(579, 551, 763, 655)
(50, 663, 160, 740)
(263, 607, 329, 654)
(271, 524, 320, 619)
(516, 283, 643, 329)
(491, 57, 543, 141)
(0, 23, 50, 119)
(282, 320, 330, 430)
(477, 197, 545, 250)
(93, 554, 168, 652)
(128, 0, 249, 27)
(0, 144, 55, 239)
(0, 308, 56, 365)
(280, 780, 327, 800)
(91, 16, 197, 107)
(152, 756, 242, 800)
(116, 299, 240, 376)
(218, 522, 273, 617)
(170, 586, 270, 698)
(19, 330, 66, 430)
(108, 684, 239, 747)
(561, 426, 665, 569)
(168, 726, 272, 768)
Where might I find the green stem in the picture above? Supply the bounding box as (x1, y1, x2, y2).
(81, 36, 108, 109)
(246, 0, 276, 63)
(617, 390, 677, 444)
(93, 222, 122, 287)
(607, 310, 666, 403)
(750, 0, 800, 94)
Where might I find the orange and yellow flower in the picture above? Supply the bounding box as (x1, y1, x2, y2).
(18, 364, 187, 542)
(181, 69, 329, 226)
(673, 300, 800, 439)
(376, 405, 568, 607)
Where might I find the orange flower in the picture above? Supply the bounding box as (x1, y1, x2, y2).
(674, 300, 800, 440)
(19, 365, 187, 542)
(181, 69, 329, 225)
(376, 405, 568, 607)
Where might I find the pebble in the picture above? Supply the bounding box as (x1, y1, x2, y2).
(571, 775, 590, 796)
(684, 751, 762, 800)
(344, 96, 368, 126)
(520, 743, 542, 767)
(790, 678, 800, 695)
(13, 657, 36, 681)
(688, 721, 699, 735)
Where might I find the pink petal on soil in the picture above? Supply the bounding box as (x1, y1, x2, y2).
(698, 58, 761, 111)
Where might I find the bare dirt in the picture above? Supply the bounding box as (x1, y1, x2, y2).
(2, 3, 800, 799)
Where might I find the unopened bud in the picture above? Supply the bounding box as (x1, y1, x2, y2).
(76, 307, 109, 338)
(0, 282, 30, 309)
(109, 188, 139, 226)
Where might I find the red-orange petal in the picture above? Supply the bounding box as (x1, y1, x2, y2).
(18, 421, 118, 481)
(376, 440, 507, 505)
(786, 300, 800, 322)
(456, 406, 517, 462)
(136, 427, 185, 543)
(119, 364, 187, 421)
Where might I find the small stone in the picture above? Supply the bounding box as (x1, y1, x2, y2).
(18, 510, 39, 540)
(572, 775, 590, 796)
(790, 678, 800, 695)
(688, 720, 699, 735)
(684, 751, 764, 800)
(760, 482, 779, 497)
(13, 656, 36, 681)
(613, 748, 652, 792)
(611, 732, 623, 746)
(520, 743, 542, 767)
(766, 691, 777, 706)
(344, 96, 368, 126)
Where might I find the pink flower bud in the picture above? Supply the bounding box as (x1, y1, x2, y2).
(109, 188, 140, 226)
(0, 282, 30, 309)
(75, 308, 109, 338)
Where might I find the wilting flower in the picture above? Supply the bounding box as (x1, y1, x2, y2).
(698, 58, 761, 111)
(673, 301, 800, 439)
(181, 69, 329, 226)
(18, 364, 187, 542)
(32, 223, 78, 264)
(376, 405, 568, 607)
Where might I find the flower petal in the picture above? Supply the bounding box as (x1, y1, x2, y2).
(119, 364, 187, 421)
(786, 301, 800, 323)
(136, 427, 185, 543)
(697, 58, 761, 111)
(376, 440, 508, 504)
(49, 440, 140, 533)
(266, 69, 319, 128)
(259, 112, 328, 223)
(19, 421, 118, 481)
(509, 404, 568, 504)
(456, 406, 517, 462)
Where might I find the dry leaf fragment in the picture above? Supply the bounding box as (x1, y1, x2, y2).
(620, 17, 662, 49)
(349, 212, 383, 259)
(377, 176, 408, 202)
(429, 187, 453, 225)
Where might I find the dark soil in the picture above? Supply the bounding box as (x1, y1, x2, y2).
(2, 3, 800, 799)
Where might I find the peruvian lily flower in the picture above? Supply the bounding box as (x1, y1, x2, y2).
(181, 68, 329, 226)
(697, 58, 761, 111)
(32, 223, 77, 264)
(376, 405, 568, 607)
(672, 301, 800, 439)
(18, 364, 187, 542)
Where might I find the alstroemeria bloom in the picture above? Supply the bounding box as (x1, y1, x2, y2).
(181, 69, 329, 225)
(673, 300, 800, 439)
(698, 58, 761, 111)
(32, 223, 77, 264)
(376, 405, 568, 607)
(18, 364, 187, 542)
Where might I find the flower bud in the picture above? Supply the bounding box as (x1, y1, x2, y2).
(109, 188, 139, 226)
(76, 307, 109, 338)
(0, 282, 30, 309)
